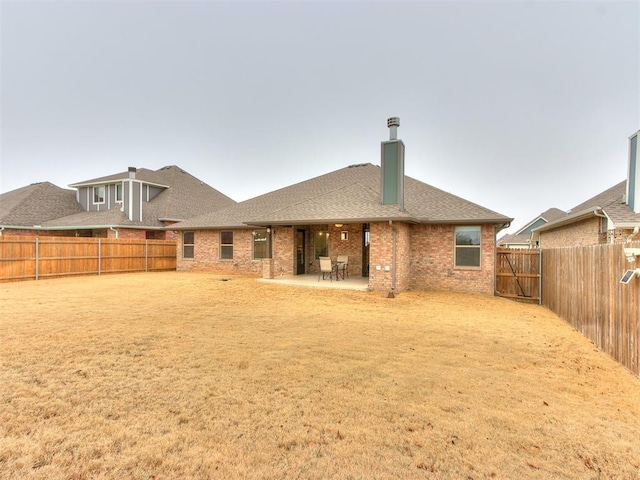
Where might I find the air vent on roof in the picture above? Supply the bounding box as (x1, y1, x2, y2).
(348, 163, 368, 168)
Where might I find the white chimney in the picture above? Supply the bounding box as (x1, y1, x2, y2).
(128, 166, 137, 179)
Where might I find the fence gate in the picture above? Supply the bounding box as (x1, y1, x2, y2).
(495, 248, 540, 303)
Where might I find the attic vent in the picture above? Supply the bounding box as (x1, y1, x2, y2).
(348, 163, 368, 168)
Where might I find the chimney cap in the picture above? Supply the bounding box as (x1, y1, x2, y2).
(387, 117, 400, 128)
(128, 166, 137, 172)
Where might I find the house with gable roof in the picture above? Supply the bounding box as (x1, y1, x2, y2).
(531, 129, 640, 248)
(0, 165, 235, 240)
(172, 118, 513, 295)
(498, 207, 567, 249)
(0, 182, 84, 236)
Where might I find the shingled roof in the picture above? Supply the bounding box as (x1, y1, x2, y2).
(497, 207, 568, 247)
(0, 182, 84, 227)
(173, 163, 512, 230)
(39, 165, 236, 230)
(2, 166, 236, 231)
(532, 180, 640, 239)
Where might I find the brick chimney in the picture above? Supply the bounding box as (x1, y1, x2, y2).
(381, 117, 405, 210)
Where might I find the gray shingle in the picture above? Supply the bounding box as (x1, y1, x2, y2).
(0, 182, 84, 227)
(174, 163, 512, 229)
(43, 165, 235, 229)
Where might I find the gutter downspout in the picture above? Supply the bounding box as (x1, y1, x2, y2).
(109, 227, 119, 239)
(592, 207, 611, 244)
(0, 227, 4, 237)
(388, 220, 397, 298)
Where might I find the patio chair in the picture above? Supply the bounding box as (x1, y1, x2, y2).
(337, 254, 349, 279)
(318, 256, 333, 281)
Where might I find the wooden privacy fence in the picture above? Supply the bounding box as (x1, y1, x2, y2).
(0, 236, 176, 281)
(541, 242, 640, 377)
(495, 248, 540, 303)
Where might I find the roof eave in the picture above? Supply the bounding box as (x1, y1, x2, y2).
(245, 216, 420, 227)
(172, 224, 250, 231)
(530, 208, 602, 242)
(532, 208, 598, 235)
(36, 224, 164, 230)
(69, 179, 170, 189)
(418, 218, 513, 226)
(609, 221, 640, 229)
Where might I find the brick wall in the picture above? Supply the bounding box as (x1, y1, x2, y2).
(272, 227, 294, 276)
(540, 218, 639, 248)
(539, 218, 601, 248)
(176, 228, 264, 275)
(368, 222, 411, 292)
(1, 228, 156, 239)
(307, 224, 364, 277)
(407, 224, 496, 295)
(176, 222, 498, 295)
(108, 228, 147, 240)
(612, 227, 638, 243)
(0, 229, 77, 237)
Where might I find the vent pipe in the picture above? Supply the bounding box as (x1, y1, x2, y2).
(388, 117, 400, 140)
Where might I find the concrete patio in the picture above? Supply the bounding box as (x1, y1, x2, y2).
(257, 273, 370, 291)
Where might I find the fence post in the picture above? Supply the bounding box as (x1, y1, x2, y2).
(145, 240, 148, 272)
(98, 239, 101, 276)
(35, 237, 39, 281)
(538, 249, 542, 305)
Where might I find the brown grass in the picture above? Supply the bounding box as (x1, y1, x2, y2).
(1, 272, 639, 479)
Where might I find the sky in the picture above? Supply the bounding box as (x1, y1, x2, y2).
(1, 0, 638, 235)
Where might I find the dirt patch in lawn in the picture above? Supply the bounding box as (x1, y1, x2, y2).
(1, 272, 639, 479)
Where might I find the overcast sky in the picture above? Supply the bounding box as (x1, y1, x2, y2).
(1, 0, 638, 234)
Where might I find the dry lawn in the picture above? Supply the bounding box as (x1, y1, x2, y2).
(1, 272, 639, 479)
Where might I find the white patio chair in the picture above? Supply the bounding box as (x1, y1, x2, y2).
(318, 256, 333, 281)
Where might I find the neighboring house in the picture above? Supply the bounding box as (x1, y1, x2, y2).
(498, 208, 567, 248)
(172, 118, 513, 295)
(0, 165, 236, 240)
(532, 129, 640, 248)
(0, 182, 85, 236)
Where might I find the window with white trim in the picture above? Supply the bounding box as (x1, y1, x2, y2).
(183, 231, 194, 259)
(93, 185, 105, 204)
(221, 231, 233, 259)
(454, 226, 481, 267)
(115, 183, 123, 203)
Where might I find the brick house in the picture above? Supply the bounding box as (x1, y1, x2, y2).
(0, 165, 235, 240)
(531, 129, 640, 248)
(497, 208, 567, 249)
(173, 118, 512, 295)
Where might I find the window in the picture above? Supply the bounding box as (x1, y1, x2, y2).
(253, 230, 269, 260)
(183, 231, 194, 259)
(455, 226, 481, 267)
(221, 231, 233, 259)
(116, 183, 123, 203)
(93, 185, 105, 204)
(314, 231, 329, 259)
